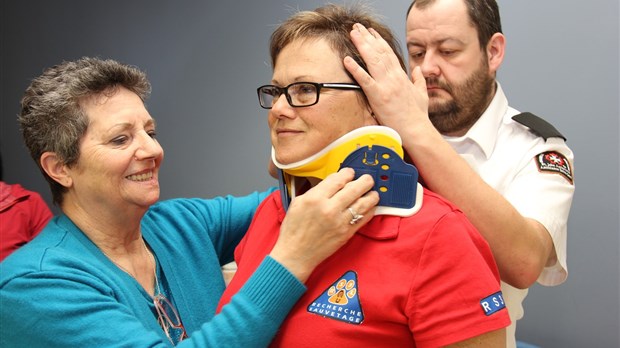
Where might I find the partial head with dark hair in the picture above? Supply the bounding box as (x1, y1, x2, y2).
(408, 0, 501, 49)
(18, 57, 151, 205)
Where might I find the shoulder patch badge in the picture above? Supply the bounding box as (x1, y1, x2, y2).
(535, 151, 574, 184)
(307, 271, 364, 325)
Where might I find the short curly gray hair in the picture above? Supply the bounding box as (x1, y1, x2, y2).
(19, 57, 151, 205)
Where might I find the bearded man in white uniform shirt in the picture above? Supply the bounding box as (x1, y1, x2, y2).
(343, 0, 575, 346)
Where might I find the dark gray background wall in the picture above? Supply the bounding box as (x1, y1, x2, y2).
(1, 1, 618, 346)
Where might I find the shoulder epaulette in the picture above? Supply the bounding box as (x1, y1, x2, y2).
(512, 112, 566, 141)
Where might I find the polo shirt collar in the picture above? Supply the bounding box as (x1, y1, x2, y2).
(356, 215, 401, 240)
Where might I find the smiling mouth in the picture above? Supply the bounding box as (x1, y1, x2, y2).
(126, 172, 153, 182)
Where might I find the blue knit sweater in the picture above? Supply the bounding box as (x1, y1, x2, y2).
(0, 192, 305, 347)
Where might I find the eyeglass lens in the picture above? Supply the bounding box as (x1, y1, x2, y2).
(259, 83, 318, 108)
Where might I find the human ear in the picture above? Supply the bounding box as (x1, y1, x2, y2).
(40, 152, 72, 188)
(486, 32, 506, 73)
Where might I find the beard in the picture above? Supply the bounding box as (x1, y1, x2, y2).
(426, 58, 496, 135)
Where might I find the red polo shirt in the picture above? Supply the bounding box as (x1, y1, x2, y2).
(0, 182, 53, 261)
(218, 189, 510, 347)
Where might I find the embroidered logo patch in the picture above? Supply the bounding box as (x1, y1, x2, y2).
(480, 291, 506, 316)
(307, 271, 364, 325)
(535, 151, 573, 184)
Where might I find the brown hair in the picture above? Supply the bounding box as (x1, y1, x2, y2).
(269, 3, 407, 82)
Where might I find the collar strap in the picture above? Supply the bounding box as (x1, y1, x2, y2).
(275, 126, 422, 217)
(272, 126, 403, 180)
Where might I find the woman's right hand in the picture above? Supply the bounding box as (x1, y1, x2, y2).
(345, 23, 430, 140)
(269, 167, 379, 282)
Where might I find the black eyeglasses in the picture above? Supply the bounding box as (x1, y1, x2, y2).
(154, 293, 188, 343)
(257, 82, 362, 109)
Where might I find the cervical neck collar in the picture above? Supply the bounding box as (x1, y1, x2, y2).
(273, 125, 423, 217)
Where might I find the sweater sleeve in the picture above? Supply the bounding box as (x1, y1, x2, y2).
(150, 188, 276, 267)
(181, 256, 306, 347)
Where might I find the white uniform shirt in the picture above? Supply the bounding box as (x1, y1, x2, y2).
(444, 83, 575, 347)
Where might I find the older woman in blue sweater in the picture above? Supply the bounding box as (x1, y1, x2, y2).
(0, 57, 378, 346)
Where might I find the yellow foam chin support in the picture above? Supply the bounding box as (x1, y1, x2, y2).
(272, 126, 404, 181)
